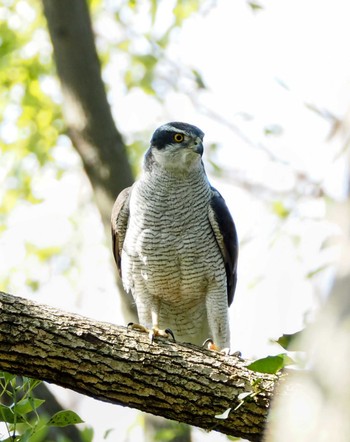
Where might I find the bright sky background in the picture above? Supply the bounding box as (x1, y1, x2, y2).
(1, 0, 350, 441)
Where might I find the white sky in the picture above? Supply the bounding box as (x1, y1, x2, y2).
(1, 0, 350, 440)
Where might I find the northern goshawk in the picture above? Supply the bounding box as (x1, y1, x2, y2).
(111, 122, 238, 350)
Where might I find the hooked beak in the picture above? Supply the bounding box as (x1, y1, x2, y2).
(192, 140, 203, 156)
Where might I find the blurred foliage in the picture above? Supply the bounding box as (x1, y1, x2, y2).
(0, 3, 208, 437)
(0, 0, 207, 293)
(0, 2, 62, 160)
(0, 0, 208, 205)
(0, 372, 88, 442)
(247, 1, 263, 12)
(151, 420, 189, 442)
(274, 329, 305, 352)
(0, 0, 62, 257)
(99, 0, 211, 97)
(271, 200, 290, 219)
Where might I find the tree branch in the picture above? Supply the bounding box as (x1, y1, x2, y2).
(0, 291, 276, 441)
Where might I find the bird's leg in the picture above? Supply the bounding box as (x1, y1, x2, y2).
(127, 302, 175, 343)
(204, 288, 231, 354)
(149, 309, 176, 343)
(127, 323, 175, 343)
(127, 302, 150, 335)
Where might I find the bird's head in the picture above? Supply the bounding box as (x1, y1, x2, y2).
(145, 122, 204, 173)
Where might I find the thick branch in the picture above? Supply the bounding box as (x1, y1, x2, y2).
(0, 292, 275, 441)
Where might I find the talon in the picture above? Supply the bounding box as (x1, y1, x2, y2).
(203, 338, 219, 351)
(202, 338, 231, 355)
(149, 327, 176, 344)
(127, 323, 175, 344)
(165, 328, 176, 343)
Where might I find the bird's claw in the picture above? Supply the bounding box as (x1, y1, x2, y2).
(202, 338, 232, 355)
(149, 327, 176, 344)
(127, 323, 176, 344)
(127, 322, 148, 333)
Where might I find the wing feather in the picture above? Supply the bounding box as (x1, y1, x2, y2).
(208, 188, 238, 306)
(111, 187, 132, 277)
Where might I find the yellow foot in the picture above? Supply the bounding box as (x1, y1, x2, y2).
(127, 323, 176, 344)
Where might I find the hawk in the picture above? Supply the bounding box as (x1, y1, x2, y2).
(111, 122, 238, 350)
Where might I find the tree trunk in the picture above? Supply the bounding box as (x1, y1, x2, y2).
(42, 0, 134, 231)
(0, 291, 276, 442)
(41, 0, 137, 324)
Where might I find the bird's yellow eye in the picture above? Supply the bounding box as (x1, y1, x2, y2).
(173, 133, 184, 143)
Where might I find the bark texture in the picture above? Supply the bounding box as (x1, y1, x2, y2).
(0, 291, 276, 441)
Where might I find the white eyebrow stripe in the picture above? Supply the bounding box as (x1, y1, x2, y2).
(160, 124, 188, 135)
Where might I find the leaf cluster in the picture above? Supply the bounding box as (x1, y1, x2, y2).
(0, 0, 64, 226)
(0, 372, 87, 442)
(247, 329, 305, 375)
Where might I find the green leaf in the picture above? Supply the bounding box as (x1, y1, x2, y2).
(24, 424, 49, 442)
(173, 0, 200, 25)
(275, 330, 305, 351)
(191, 68, 206, 89)
(247, 354, 294, 374)
(16, 428, 31, 442)
(13, 398, 45, 415)
(47, 410, 84, 427)
(0, 371, 15, 383)
(0, 404, 25, 423)
(81, 426, 94, 442)
(248, 2, 264, 12)
(272, 201, 290, 219)
(306, 264, 329, 279)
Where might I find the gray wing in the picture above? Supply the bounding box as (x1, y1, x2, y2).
(111, 186, 132, 277)
(208, 188, 238, 306)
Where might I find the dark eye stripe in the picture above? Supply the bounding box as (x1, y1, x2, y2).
(151, 130, 186, 149)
